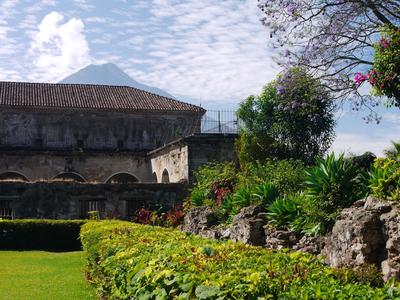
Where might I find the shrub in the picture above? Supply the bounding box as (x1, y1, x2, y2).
(189, 162, 237, 207)
(0, 219, 85, 251)
(238, 159, 305, 196)
(303, 153, 368, 233)
(267, 195, 301, 229)
(134, 207, 184, 227)
(369, 158, 400, 201)
(81, 221, 400, 299)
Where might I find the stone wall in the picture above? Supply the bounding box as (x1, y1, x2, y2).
(0, 181, 186, 219)
(149, 134, 237, 183)
(0, 150, 154, 183)
(0, 108, 201, 151)
(150, 144, 188, 183)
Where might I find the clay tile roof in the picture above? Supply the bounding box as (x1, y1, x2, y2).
(0, 81, 205, 114)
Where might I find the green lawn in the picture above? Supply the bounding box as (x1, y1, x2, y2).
(0, 251, 96, 300)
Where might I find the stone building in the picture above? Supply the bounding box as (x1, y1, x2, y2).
(0, 81, 236, 219)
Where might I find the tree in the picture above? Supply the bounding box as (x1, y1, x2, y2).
(237, 67, 335, 164)
(384, 140, 400, 159)
(257, 0, 400, 121)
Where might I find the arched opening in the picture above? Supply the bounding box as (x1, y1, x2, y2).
(161, 169, 170, 183)
(53, 172, 86, 182)
(152, 172, 158, 183)
(0, 171, 29, 182)
(106, 172, 140, 184)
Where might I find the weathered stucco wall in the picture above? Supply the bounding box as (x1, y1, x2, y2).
(0, 151, 153, 183)
(187, 134, 237, 183)
(149, 134, 237, 184)
(0, 182, 186, 219)
(150, 145, 188, 183)
(0, 109, 201, 151)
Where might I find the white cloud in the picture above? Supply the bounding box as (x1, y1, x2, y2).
(72, 0, 94, 11)
(120, 0, 279, 103)
(331, 132, 399, 157)
(29, 11, 91, 82)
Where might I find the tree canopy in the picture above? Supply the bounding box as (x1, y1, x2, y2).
(237, 67, 335, 164)
(257, 0, 400, 121)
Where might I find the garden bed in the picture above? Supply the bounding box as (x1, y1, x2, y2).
(81, 221, 399, 299)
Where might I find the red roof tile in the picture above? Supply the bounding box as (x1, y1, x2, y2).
(0, 81, 205, 113)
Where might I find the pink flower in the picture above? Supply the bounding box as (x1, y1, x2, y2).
(354, 72, 368, 85)
(380, 38, 390, 49)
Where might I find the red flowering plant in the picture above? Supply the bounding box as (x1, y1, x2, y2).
(355, 26, 400, 106)
(211, 179, 234, 207)
(163, 206, 185, 227)
(134, 208, 161, 225)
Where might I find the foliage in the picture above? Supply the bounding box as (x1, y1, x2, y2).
(349, 151, 377, 172)
(0, 219, 85, 251)
(134, 207, 184, 227)
(370, 26, 400, 106)
(267, 194, 301, 229)
(384, 141, 400, 160)
(303, 153, 368, 233)
(257, 0, 399, 120)
(369, 158, 400, 201)
(0, 251, 96, 300)
(81, 221, 400, 299)
(237, 67, 335, 164)
(189, 162, 236, 207)
(239, 159, 305, 196)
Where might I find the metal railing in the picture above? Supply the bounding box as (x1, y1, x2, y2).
(201, 110, 242, 134)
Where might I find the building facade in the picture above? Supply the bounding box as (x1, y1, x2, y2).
(0, 81, 236, 219)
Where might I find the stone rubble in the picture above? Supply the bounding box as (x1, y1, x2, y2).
(182, 196, 400, 281)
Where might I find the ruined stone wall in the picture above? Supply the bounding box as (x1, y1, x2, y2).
(0, 108, 201, 151)
(150, 144, 189, 183)
(149, 134, 237, 184)
(0, 182, 186, 219)
(0, 151, 153, 183)
(187, 134, 237, 183)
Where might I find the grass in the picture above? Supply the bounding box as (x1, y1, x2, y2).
(0, 251, 96, 300)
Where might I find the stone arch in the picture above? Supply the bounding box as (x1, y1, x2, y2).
(105, 172, 140, 184)
(152, 172, 158, 183)
(0, 171, 29, 182)
(161, 169, 170, 183)
(53, 172, 86, 182)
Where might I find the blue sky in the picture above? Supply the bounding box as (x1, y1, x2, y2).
(0, 0, 399, 156)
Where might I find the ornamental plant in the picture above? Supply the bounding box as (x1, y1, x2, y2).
(81, 221, 400, 299)
(303, 153, 368, 234)
(237, 67, 335, 164)
(369, 158, 400, 201)
(355, 26, 400, 106)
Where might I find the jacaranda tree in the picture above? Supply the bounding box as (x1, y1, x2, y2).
(237, 67, 335, 165)
(257, 0, 400, 121)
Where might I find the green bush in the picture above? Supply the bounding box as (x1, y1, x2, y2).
(370, 158, 400, 201)
(81, 221, 400, 299)
(189, 162, 237, 207)
(303, 153, 368, 234)
(267, 195, 300, 229)
(238, 159, 305, 196)
(0, 219, 85, 251)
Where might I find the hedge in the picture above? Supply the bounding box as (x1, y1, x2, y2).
(80, 221, 400, 299)
(0, 219, 86, 251)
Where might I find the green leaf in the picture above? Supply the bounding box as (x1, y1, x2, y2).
(195, 285, 220, 299)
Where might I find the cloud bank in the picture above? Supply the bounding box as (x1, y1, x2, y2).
(29, 11, 91, 81)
